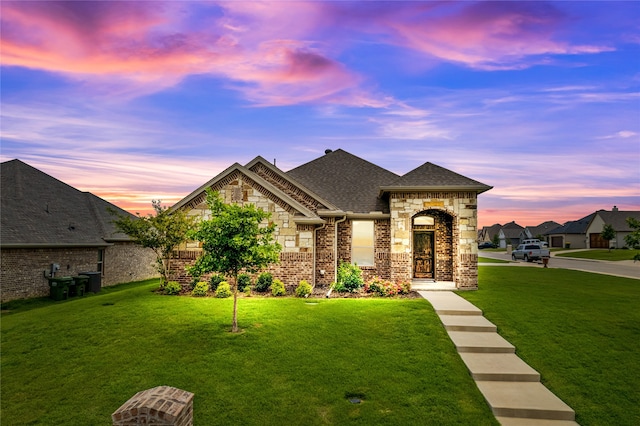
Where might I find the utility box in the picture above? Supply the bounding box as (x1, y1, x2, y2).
(79, 271, 102, 293)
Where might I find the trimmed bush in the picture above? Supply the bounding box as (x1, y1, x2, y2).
(164, 281, 181, 295)
(364, 277, 412, 297)
(336, 262, 363, 293)
(210, 274, 226, 292)
(191, 281, 209, 297)
(215, 281, 232, 298)
(295, 280, 312, 298)
(255, 272, 273, 292)
(237, 273, 252, 292)
(271, 278, 286, 296)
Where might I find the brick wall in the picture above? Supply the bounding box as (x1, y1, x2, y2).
(0, 243, 157, 302)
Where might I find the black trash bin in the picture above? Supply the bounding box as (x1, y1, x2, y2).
(79, 271, 102, 293)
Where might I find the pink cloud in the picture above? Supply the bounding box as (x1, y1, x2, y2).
(329, 1, 613, 70)
(0, 1, 371, 106)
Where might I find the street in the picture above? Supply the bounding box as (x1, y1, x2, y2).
(479, 251, 640, 280)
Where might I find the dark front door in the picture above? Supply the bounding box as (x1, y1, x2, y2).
(413, 231, 434, 279)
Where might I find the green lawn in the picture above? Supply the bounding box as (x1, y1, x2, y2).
(1, 280, 497, 425)
(555, 249, 640, 261)
(478, 257, 510, 263)
(460, 267, 640, 426)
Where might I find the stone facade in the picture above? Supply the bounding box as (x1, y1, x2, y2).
(389, 192, 479, 289)
(0, 243, 157, 302)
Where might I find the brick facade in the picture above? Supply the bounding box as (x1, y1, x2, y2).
(0, 243, 157, 302)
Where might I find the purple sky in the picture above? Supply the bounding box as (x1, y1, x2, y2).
(1, 1, 639, 227)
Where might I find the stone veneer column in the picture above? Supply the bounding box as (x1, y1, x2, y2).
(389, 192, 479, 289)
(112, 386, 194, 426)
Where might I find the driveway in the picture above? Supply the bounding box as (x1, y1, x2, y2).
(478, 251, 640, 280)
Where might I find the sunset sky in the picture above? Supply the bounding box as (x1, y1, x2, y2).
(1, 1, 639, 228)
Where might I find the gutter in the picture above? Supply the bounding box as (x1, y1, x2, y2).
(313, 221, 327, 291)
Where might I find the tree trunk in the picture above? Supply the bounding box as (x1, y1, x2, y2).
(232, 271, 239, 333)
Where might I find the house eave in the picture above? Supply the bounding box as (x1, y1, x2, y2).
(379, 185, 493, 197)
(0, 242, 113, 249)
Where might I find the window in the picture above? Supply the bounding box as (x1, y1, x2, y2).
(414, 216, 434, 226)
(97, 249, 104, 274)
(352, 221, 374, 266)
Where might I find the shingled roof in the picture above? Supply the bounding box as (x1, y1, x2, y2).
(287, 149, 491, 214)
(1, 159, 132, 247)
(546, 213, 595, 235)
(286, 149, 399, 213)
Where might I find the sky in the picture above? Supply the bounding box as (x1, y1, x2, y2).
(1, 1, 639, 228)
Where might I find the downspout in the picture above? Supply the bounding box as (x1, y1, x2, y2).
(327, 215, 347, 298)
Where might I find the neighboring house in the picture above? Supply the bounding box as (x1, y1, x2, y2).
(478, 223, 502, 244)
(584, 207, 640, 249)
(526, 221, 562, 244)
(0, 160, 157, 302)
(171, 149, 492, 289)
(545, 214, 595, 249)
(498, 221, 526, 248)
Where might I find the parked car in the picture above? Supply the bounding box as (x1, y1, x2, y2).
(512, 244, 550, 262)
(478, 241, 496, 249)
(522, 239, 549, 248)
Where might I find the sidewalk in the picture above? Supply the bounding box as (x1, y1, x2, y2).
(419, 291, 579, 425)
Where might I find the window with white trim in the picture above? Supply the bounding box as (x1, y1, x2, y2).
(352, 220, 374, 266)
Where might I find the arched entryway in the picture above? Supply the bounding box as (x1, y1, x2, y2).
(412, 210, 454, 281)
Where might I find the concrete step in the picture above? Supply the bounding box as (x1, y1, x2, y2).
(439, 314, 497, 332)
(448, 331, 515, 353)
(458, 353, 540, 382)
(496, 417, 580, 426)
(476, 381, 575, 421)
(418, 290, 483, 316)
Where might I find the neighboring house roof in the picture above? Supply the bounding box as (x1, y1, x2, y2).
(499, 221, 525, 239)
(527, 221, 562, 237)
(546, 213, 596, 235)
(1, 159, 132, 247)
(479, 223, 502, 241)
(287, 149, 492, 214)
(592, 210, 640, 232)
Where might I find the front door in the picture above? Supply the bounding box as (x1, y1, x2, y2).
(413, 231, 434, 279)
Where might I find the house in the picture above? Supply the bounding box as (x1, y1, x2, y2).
(545, 214, 595, 248)
(545, 207, 640, 249)
(171, 149, 492, 290)
(478, 223, 502, 244)
(584, 207, 640, 249)
(525, 221, 561, 244)
(498, 221, 526, 248)
(0, 160, 157, 302)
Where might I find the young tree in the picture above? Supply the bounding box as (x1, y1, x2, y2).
(188, 189, 281, 332)
(624, 217, 640, 261)
(601, 224, 616, 252)
(111, 200, 197, 287)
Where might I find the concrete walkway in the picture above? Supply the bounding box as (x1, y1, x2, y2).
(419, 291, 579, 425)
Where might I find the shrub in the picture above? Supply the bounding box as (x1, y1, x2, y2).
(365, 277, 411, 297)
(271, 278, 286, 296)
(210, 274, 226, 292)
(191, 281, 209, 297)
(336, 262, 363, 293)
(215, 281, 232, 298)
(164, 281, 181, 295)
(295, 280, 312, 298)
(255, 272, 273, 292)
(237, 273, 252, 292)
